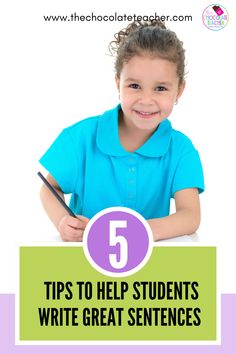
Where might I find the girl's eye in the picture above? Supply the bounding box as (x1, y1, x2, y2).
(129, 83, 140, 89)
(156, 86, 167, 92)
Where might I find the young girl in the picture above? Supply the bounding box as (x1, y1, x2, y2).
(39, 20, 204, 242)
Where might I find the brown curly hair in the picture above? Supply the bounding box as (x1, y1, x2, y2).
(109, 20, 185, 86)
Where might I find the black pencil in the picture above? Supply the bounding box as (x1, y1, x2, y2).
(37, 171, 77, 218)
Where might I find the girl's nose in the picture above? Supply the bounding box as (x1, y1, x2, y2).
(138, 91, 155, 105)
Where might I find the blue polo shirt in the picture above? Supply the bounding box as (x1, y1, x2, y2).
(39, 105, 204, 219)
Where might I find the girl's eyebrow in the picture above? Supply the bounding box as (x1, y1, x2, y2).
(156, 81, 173, 87)
(124, 78, 141, 83)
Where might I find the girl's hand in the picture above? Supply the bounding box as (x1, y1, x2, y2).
(57, 215, 89, 242)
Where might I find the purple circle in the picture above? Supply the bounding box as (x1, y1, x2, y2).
(84, 210, 152, 274)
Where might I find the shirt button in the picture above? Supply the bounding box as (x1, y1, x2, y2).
(128, 179, 135, 184)
(129, 167, 136, 173)
(127, 192, 135, 199)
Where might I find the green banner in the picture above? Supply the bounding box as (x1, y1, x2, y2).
(20, 246, 216, 341)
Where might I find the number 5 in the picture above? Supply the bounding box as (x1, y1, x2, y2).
(109, 220, 128, 269)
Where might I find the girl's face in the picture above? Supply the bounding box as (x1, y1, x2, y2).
(116, 55, 185, 133)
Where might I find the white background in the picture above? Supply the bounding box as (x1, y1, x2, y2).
(0, 0, 235, 292)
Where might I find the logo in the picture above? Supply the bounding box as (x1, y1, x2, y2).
(202, 4, 229, 30)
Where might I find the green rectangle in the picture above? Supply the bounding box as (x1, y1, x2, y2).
(20, 246, 216, 340)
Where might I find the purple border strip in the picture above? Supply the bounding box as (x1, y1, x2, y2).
(0, 294, 235, 353)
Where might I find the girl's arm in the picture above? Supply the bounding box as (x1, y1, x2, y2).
(39, 174, 88, 241)
(147, 188, 201, 241)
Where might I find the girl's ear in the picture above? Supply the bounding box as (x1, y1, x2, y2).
(115, 75, 120, 92)
(177, 80, 186, 101)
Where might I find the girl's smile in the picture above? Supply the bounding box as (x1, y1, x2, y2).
(134, 110, 160, 119)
